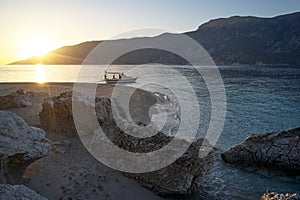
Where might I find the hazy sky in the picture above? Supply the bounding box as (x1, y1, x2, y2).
(0, 0, 299, 64)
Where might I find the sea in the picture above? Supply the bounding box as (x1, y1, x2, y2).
(0, 64, 299, 199)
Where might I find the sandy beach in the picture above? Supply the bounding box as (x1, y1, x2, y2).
(0, 83, 163, 200)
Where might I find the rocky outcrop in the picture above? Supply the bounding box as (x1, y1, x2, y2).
(91, 94, 214, 196)
(0, 89, 32, 110)
(221, 127, 300, 175)
(40, 90, 214, 195)
(118, 136, 214, 196)
(39, 91, 76, 136)
(39, 87, 158, 136)
(261, 191, 300, 200)
(0, 111, 51, 184)
(0, 184, 47, 200)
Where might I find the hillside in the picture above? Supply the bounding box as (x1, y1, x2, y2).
(11, 12, 300, 65)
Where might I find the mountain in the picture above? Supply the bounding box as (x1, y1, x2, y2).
(186, 12, 300, 65)
(11, 41, 101, 65)
(10, 12, 300, 65)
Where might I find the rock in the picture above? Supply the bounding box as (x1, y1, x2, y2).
(92, 96, 214, 196)
(39, 91, 76, 136)
(0, 111, 51, 184)
(0, 184, 47, 200)
(119, 136, 214, 196)
(39, 88, 158, 136)
(221, 127, 300, 175)
(40, 90, 214, 195)
(0, 89, 32, 110)
(261, 190, 300, 200)
(25, 91, 36, 98)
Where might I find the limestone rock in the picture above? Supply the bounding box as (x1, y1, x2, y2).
(0, 111, 51, 184)
(261, 190, 300, 200)
(93, 97, 214, 196)
(0, 184, 47, 200)
(39, 90, 214, 195)
(39, 88, 158, 136)
(0, 89, 32, 110)
(221, 127, 300, 175)
(119, 136, 214, 196)
(39, 91, 76, 136)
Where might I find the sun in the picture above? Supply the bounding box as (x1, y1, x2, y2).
(36, 64, 46, 84)
(18, 35, 56, 59)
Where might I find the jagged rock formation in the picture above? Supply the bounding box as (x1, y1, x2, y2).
(221, 127, 300, 175)
(118, 136, 214, 196)
(0, 184, 47, 200)
(0, 89, 32, 110)
(261, 190, 300, 200)
(92, 94, 214, 196)
(39, 91, 76, 136)
(39, 90, 214, 195)
(39, 87, 159, 136)
(0, 111, 51, 184)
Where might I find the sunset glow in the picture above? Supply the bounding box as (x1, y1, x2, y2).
(1, 1, 299, 64)
(18, 36, 56, 59)
(35, 64, 45, 84)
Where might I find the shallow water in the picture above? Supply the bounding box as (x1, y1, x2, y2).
(0, 64, 299, 199)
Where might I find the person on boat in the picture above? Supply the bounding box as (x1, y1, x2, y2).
(119, 73, 122, 80)
(104, 74, 107, 80)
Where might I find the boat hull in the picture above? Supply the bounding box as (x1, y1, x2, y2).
(102, 77, 137, 84)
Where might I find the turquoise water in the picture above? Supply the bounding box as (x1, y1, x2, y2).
(0, 65, 299, 199)
(197, 65, 300, 199)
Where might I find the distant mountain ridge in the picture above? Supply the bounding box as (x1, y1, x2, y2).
(11, 12, 300, 65)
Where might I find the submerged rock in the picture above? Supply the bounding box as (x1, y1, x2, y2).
(0, 89, 32, 110)
(221, 127, 300, 175)
(0, 111, 51, 184)
(0, 184, 47, 200)
(261, 190, 300, 200)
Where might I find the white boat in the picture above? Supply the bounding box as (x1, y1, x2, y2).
(101, 71, 137, 84)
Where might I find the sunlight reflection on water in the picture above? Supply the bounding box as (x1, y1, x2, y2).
(0, 64, 299, 199)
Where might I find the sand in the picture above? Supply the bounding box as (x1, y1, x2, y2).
(0, 83, 162, 200)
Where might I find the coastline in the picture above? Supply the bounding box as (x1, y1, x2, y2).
(0, 82, 165, 199)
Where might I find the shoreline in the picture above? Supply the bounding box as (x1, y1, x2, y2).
(0, 83, 165, 199)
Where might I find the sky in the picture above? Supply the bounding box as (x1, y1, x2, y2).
(0, 0, 299, 64)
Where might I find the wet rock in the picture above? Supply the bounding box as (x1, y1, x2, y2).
(0, 184, 47, 200)
(0, 111, 51, 184)
(0, 89, 32, 110)
(261, 190, 300, 200)
(221, 127, 300, 175)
